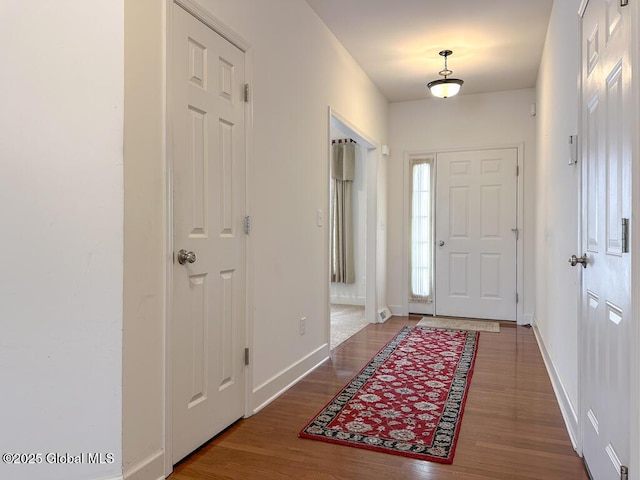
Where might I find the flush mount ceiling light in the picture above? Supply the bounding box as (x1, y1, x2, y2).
(427, 50, 464, 98)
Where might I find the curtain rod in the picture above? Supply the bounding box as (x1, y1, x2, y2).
(331, 138, 357, 145)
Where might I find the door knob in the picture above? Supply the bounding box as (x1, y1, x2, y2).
(177, 249, 197, 265)
(568, 253, 588, 268)
(438, 240, 445, 247)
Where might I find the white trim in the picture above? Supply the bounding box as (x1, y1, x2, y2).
(521, 313, 534, 326)
(629, 1, 640, 476)
(164, 3, 177, 475)
(405, 154, 436, 316)
(330, 295, 366, 306)
(402, 150, 434, 317)
(330, 109, 379, 148)
(401, 143, 526, 323)
(243, 45, 255, 422)
(388, 304, 404, 317)
(575, 6, 586, 459)
(515, 143, 526, 325)
(162, 1, 172, 477)
(251, 345, 329, 413)
(578, 0, 589, 18)
(532, 323, 580, 451)
(124, 450, 164, 480)
(173, 0, 249, 51)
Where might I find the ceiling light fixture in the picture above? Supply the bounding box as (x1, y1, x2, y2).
(427, 50, 463, 98)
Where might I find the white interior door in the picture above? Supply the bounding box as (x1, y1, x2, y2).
(580, 0, 631, 478)
(434, 148, 517, 321)
(171, 4, 247, 464)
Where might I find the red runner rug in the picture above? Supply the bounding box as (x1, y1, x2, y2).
(299, 326, 479, 463)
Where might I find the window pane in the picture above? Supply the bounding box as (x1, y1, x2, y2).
(410, 160, 432, 300)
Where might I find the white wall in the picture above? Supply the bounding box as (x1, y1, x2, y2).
(122, 0, 388, 476)
(0, 2, 124, 480)
(387, 89, 537, 320)
(533, 0, 581, 445)
(123, 1, 166, 479)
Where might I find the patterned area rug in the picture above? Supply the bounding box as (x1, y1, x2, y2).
(299, 326, 479, 463)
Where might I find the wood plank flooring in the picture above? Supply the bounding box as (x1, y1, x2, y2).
(171, 316, 589, 479)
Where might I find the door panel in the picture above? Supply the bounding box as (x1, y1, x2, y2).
(171, 3, 247, 464)
(435, 148, 517, 321)
(581, 0, 631, 478)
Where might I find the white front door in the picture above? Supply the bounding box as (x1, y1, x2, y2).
(434, 148, 518, 321)
(580, 0, 631, 478)
(171, 4, 247, 464)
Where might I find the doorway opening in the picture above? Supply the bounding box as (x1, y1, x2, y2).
(327, 111, 379, 349)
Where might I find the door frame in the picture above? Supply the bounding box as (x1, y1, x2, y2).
(632, 1, 640, 476)
(326, 108, 385, 332)
(407, 154, 436, 316)
(402, 143, 525, 323)
(164, 0, 254, 475)
(576, 0, 640, 474)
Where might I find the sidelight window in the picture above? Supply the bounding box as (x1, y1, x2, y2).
(410, 158, 434, 302)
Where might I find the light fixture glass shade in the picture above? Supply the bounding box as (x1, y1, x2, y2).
(427, 78, 464, 98)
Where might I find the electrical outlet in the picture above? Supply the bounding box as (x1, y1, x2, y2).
(299, 317, 306, 336)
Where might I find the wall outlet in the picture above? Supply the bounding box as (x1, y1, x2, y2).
(299, 317, 306, 336)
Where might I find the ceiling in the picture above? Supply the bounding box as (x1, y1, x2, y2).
(304, 0, 554, 103)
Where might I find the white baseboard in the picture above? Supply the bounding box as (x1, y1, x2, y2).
(388, 304, 404, 317)
(123, 450, 164, 480)
(330, 296, 365, 306)
(520, 313, 534, 326)
(532, 323, 580, 452)
(251, 344, 329, 414)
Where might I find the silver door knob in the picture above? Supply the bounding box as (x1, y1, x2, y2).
(177, 249, 196, 265)
(568, 253, 588, 268)
(438, 240, 445, 247)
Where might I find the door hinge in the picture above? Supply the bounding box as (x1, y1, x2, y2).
(511, 228, 519, 240)
(244, 83, 250, 103)
(516, 165, 520, 176)
(516, 293, 519, 304)
(621, 465, 628, 480)
(622, 218, 629, 253)
(244, 347, 250, 366)
(244, 216, 250, 235)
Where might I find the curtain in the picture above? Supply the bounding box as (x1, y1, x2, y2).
(331, 140, 356, 284)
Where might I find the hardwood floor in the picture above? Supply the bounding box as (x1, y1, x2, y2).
(171, 317, 589, 479)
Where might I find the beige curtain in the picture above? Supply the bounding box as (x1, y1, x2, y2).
(331, 140, 356, 284)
